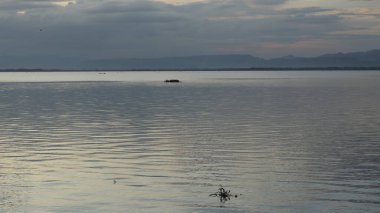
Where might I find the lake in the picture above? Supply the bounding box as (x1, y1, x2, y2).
(1, 71, 379, 213)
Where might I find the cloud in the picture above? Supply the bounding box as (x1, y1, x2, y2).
(253, 0, 289, 5)
(0, 0, 75, 11)
(86, 0, 162, 14)
(0, 0, 379, 66)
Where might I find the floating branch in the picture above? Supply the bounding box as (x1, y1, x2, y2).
(209, 185, 239, 203)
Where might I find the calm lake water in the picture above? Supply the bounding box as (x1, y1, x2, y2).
(1, 71, 379, 213)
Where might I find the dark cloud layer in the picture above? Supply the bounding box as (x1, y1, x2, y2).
(0, 0, 379, 68)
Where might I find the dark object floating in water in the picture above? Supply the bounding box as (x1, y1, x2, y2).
(210, 185, 239, 203)
(165, 79, 181, 83)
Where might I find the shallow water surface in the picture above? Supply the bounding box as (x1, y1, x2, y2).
(0, 71, 379, 212)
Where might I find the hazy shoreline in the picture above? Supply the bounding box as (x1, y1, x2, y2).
(1, 67, 380, 72)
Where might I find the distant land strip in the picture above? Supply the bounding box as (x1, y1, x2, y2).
(1, 67, 380, 72)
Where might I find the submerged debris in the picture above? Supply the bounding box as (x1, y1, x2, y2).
(209, 185, 239, 203)
(164, 79, 181, 83)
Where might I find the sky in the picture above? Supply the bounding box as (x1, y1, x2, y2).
(0, 0, 379, 63)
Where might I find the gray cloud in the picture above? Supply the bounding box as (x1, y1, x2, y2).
(86, 0, 164, 14)
(283, 7, 334, 14)
(0, 0, 379, 68)
(253, 0, 289, 5)
(0, 0, 62, 11)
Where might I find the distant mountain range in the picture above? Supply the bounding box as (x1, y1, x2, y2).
(81, 49, 380, 70)
(1, 49, 380, 70)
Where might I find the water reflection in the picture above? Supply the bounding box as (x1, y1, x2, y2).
(0, 73, 379, 212)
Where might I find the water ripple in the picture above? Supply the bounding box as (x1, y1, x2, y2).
(1, 75, 380, 212)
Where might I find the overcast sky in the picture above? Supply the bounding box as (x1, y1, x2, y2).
(0, 0, 379, 61)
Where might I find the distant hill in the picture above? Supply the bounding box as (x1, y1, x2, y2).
(1, 49, 379, 70)
(266, 49, 380, 68)
(80, 54, 266, 70)
(81, 49, 380, 70)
